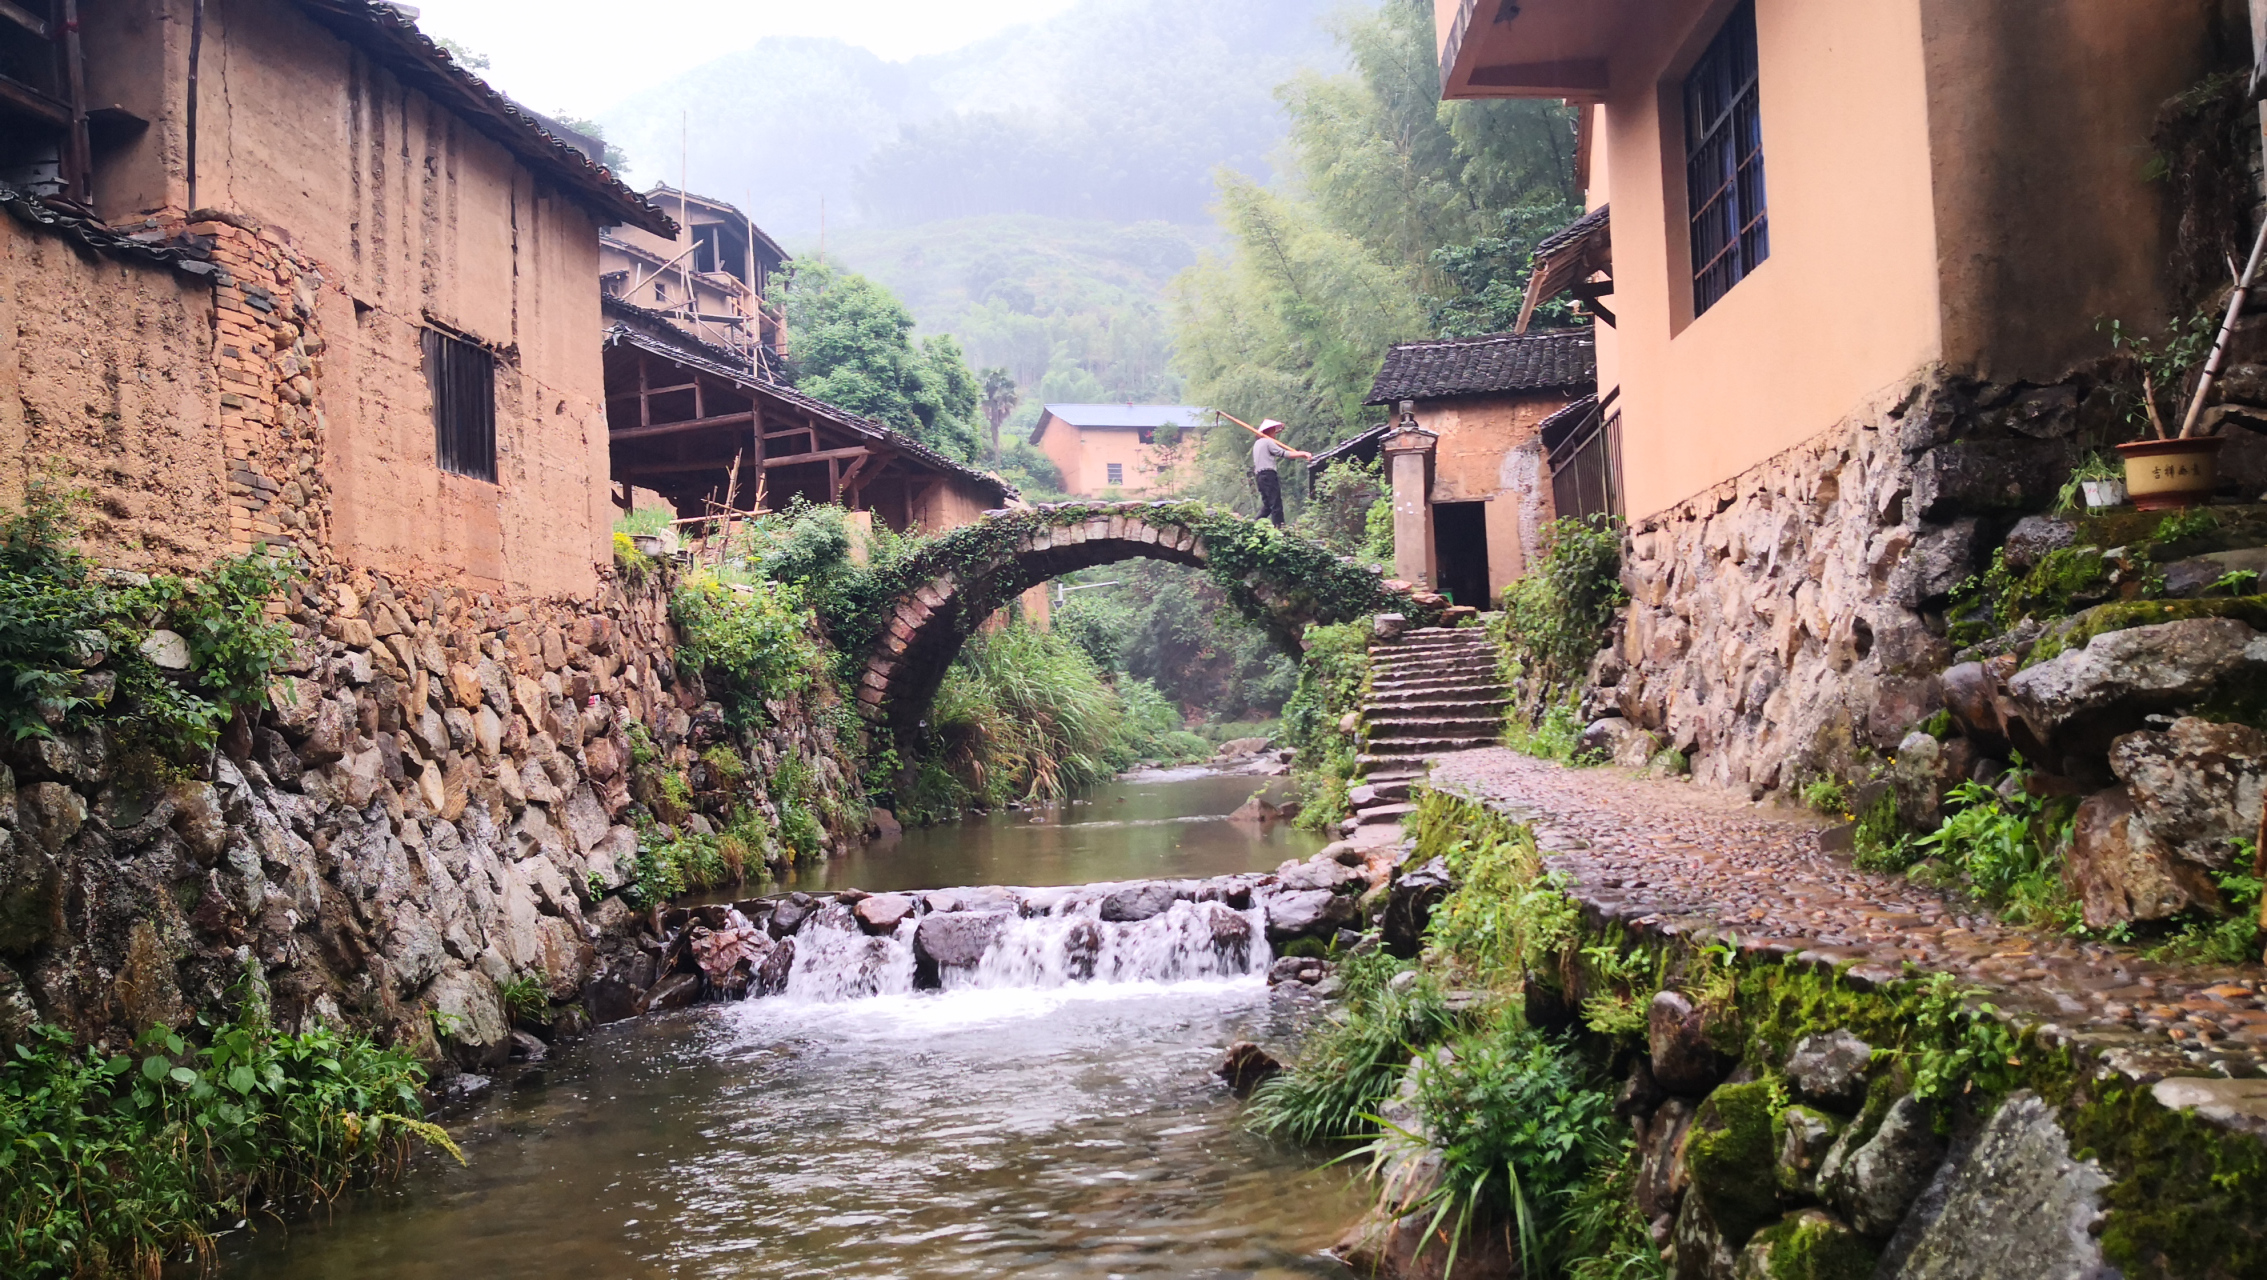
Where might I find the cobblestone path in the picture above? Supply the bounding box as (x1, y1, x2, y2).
(1427, 748, 2267, 1087)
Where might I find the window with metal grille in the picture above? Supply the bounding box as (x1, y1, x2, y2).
(1685, 0, 1767, 317)
(424, 329, 496, 483)
(1106, 462, 1125, 486)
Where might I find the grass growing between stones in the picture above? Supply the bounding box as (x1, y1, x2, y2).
(0, 985, 457, 1279)
(1268, 787, 2267, 1278)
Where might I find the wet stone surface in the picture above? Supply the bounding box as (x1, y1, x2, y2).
(1427, 749, 2267, 1086)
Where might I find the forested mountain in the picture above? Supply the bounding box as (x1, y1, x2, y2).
(597, 0, 1341, 238)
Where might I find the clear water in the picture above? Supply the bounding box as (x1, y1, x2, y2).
(221, 770, 1361, 1280)
(781, 766, 1327, 894)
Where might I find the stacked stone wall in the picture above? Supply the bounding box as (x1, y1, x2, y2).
(1594, 367, 2127, 794)
(0, 566, 866, 1064)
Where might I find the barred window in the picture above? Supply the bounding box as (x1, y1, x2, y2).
(1106, 462, 1125, 486)
(424, 329, 496, 483)
(1685, 0, 1767, 316)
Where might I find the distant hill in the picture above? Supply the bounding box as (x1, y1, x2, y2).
(811, 215, 1207, 405)
(598, 0, 1346, 239)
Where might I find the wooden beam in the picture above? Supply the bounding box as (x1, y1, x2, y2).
(610, 381, 698, 401)
(619, 458, 745, 477)
(608, 411, 757, 442)
(762, 444, 872, 468)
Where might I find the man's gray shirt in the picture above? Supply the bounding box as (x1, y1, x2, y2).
(1252, 436, 1290, 473)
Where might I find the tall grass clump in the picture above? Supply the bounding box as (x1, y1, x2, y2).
(0, 982, 457, 1278)
(1245, 949, 1450, 1145)
(908, 623, 1150, 816)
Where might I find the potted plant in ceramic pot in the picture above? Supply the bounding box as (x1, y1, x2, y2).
(2109, 218, 2267, 509)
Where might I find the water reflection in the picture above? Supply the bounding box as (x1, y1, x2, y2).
(224, 981, 1360, 1278)
(221, 770, 1360, 1280)
(788, 766, 1328, 894)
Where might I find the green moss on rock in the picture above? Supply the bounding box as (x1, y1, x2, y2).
(1738, 1209, 1879, 1280)
(2023, 595, 2267, 668)
(1687, 1080, 1783, 1245)
(2064, 1081, 2267, 1277)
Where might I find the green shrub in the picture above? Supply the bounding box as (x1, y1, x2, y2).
(1494, 517, 1623, 698)
(1912, 779, 2077, 926)
(1, 483, 299, 761)
(916, 622, 1141, 813)
(1385, 1025, 1625, 1276)
(1414, 789, 1582, 987)
(0, 998, 456, 1279)
(669, 570, 821, 719)
(498, 976, 547, 1023)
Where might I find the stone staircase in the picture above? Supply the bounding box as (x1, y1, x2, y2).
(1343, 626, 1509, 832)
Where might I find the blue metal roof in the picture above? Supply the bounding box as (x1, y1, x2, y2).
(1039, 404, 1210, 431)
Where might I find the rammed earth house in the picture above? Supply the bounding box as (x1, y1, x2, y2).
(1, 0, 676, 596)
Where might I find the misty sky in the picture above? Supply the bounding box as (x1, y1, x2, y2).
(408, 0, 1082, 117)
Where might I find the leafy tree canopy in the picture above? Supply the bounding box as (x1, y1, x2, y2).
(779, 261, 984, 462)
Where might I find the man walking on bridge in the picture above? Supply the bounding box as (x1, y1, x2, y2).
(1250, 418, 1311, 528)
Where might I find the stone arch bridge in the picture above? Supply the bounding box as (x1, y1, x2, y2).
(852, 503, 1444, 738)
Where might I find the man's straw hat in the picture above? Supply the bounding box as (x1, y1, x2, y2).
(1258, 418, 1286, 435)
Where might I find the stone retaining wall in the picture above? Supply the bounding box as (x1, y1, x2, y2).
(0, 567, 866, 1065)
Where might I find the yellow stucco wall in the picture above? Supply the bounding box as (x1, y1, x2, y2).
(1415, 393, 1572, 599)
(1594, 0, 1942, 522)
(1034, 414, 1169, 496)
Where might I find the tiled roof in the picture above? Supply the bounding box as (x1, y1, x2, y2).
(602, 300, 1014, 503)
(1364, 330, 1596, 405)
(0, 182, 223, 280)
(1533, 204, 1609, 259)
(290, 1, 677, 237)
(1031, 404, 1208, 443)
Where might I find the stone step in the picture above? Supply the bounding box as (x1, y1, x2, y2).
(1370, 657, 1496, 678)
(1356, 737, 1499, 765)
(1352, 802, 1417, 826)
(1366, 716, 1503, 740)
(1349, 776, 1416, 805)
(1368, 676, 1508, 695)
(1364, 692, 1510, 713)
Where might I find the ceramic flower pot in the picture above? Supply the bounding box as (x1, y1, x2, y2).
(2080, 479, 2127, 510)
(2116, 436, 2224, 511)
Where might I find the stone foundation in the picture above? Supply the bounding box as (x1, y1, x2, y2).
(0, 567, 866, 1065)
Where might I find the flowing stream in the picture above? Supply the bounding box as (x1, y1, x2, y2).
(223, 767, 1362, 1279)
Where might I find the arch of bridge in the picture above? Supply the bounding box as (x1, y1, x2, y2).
(852, 506, 1415, 739)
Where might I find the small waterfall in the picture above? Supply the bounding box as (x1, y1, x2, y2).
(778, 892, 1273, 1005)
(781, 904, 918, 1003)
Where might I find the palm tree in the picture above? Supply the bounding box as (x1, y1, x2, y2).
(980, 368, 1020, 457)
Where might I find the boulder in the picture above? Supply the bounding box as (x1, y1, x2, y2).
(1215, 736, 1272, 759)
(1381, 856, 1452, 958)
(582, 973, 643, 1025)
(1228, 794, 1280, 823)
(869, 807, 904, 838)
(1775, 1106, 1844, 1199)
(2161, 546, 2267, 598)
(1638, 1097, 1697, 1223)
(1890, 1092, 2113, 1280)
(1784, 1030, 1873, 1111)
(2108, 716, 2266, 870)
(1372, 612, 1409, 641)
(1734, 1210, 1877, 1280)
(1219, 1041, 1282, 1097)
(1649, 990, 1732, 1096)
(1910, 438, 2074, 521)
(1100, 881, 1178, 922)
(1683, 1081, 1782, 1245)
(751, 937, 794, 998)
(2007, 617, 2267, 758)
(2063, 788, 2221, 928)
(14, 781, 85, 854)
(913, 911, 1007, 986)
(854, 893, 916, 935)
(1818, 1094, 1946, 1238)
(1938, 662, 2010, 752)
(1264, 888, 1356, 941)
(645, 971, 703, 1011)
(140, 629, 191, 671)
(770, 893, 817, 937)
(1581, 716, 1648, 763)
(1669, 1180, 1741, 1280)
(1267, 955, 1328, 986)
(1276, 858, 1360, 893)
(2000, 515, 2077, 572)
